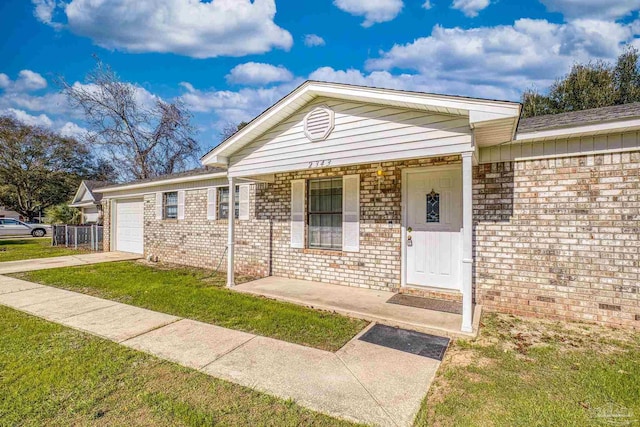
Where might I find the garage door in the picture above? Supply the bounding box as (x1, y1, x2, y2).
(115, 199, 144, 254)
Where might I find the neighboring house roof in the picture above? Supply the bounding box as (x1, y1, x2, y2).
(516, 103, 640, 142)
(518, 103, 640, 133)
(201, 80, 522, 167)
(82, 180, 112, 203)
(96, 167, 227, 193)
(69, 180, 112, 207)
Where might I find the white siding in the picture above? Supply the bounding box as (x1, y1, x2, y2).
(103, 177, 229, 199)
(479, 131, 640, 163)
(229, 97, 473, 177)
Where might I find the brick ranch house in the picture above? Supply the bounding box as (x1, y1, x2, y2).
(95, 81, 640, 333)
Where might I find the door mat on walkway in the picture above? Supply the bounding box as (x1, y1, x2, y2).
(359, 324, 450, 361)
(386, 293, 462, 315)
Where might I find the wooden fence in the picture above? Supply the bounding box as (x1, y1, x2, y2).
(52, 225, 103, 251)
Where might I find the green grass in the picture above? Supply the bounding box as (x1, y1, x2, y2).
(416, 313, 640, 426)
(0, 305, 358, 426)
(0, 238, 84, 262)
(14, 261, 367, 351)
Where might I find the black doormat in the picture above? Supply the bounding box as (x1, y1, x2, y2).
(358, 324, 450, 361)
(387, 293, 462, 315)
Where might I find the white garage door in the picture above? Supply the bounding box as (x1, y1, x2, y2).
(115, 199, 144, 254)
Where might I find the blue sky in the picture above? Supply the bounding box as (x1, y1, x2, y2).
(1, 0, 639, 154)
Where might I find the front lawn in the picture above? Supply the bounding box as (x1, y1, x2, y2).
(0, 238, 84, 262)
(0, 305, 357, 426)
(417, 313, 640, 426)
(15, 261, 367, 351)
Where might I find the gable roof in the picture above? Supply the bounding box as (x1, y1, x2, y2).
(95, 167, 227, 194)
(69, 180, 112, 207)
(201, 80, 521, 167)
(516, 103, 640, 142)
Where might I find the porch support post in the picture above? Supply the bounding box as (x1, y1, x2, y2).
(461, 151, 474, 333)
(226, 176, 236, 288)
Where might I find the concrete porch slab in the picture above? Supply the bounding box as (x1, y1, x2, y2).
(0, 251, 142, 274)
(235, 276, 481, 338)
(122, 319, 255, 370)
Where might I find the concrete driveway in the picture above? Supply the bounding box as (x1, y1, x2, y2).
(0, 251, 141, 274)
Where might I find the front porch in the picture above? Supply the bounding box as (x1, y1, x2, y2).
(235, 276, 481, 338)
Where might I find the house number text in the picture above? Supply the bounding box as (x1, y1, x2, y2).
(308, 160, 332, 168)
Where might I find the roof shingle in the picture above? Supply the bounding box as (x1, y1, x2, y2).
(518, 102, 640, 133)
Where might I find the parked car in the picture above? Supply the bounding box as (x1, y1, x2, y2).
(0, 218, 50, 237)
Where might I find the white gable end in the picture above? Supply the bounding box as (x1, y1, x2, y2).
(228, 97, 473, 177)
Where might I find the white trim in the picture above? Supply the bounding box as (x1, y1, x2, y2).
(461, 151, 473, 333)
(96, 172, 227, 193)
(516, 118, 640, 142)
(227, 176, 236, 288)
(515, 146, 640, 162)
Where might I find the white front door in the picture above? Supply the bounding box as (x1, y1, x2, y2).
(115, 199, 144, 254)
(404, 166, 463, 290)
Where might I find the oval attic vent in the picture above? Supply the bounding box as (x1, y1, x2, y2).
(304, 105, 335, 142)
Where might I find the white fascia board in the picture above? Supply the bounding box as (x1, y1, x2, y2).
(200, 80, 520, 166)
(69, 201, 96, 208)
(516, 118, 640, 142)
(96, 172, 227, 194)
(314, 84, 520, 117)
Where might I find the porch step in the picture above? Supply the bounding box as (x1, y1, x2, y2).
(387, 294, 462, 315)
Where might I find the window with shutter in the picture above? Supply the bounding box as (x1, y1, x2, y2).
(308, 177, 342, 250)
(218, 186, 240, 219)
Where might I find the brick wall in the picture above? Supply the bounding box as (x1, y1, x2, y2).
(475, 151, 640, 328)
(103, 187, 271, 278)
(257, 156, 461, 291)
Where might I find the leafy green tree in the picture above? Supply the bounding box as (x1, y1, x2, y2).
(45, 203, 81, 225)
(522, 47, 640, 118)
(0, 116, 102, 221)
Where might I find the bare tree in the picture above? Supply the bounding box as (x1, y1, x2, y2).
(61, 60, 199, 180)
(220, 121, 249, 141)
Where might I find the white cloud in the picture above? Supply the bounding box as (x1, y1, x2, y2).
(0, 70, 47, 92)
(2, 108, 53, 128)
(452, 0, 490, 17)
(31, 0, 63, 29)
(35, 0, 293, 58)
(226, 62, 294, 86)
(334, 0, 404, 27)
(423, 1, 433, 10)
(308, 66, 518, 100)
(0, 74, 10, 89)
(540, 0, 640, 20)
(59, 121, 89, 138)
(365, 18, 639, 100)
(304, 34, 326, 47)
(179, 80, 302, 128)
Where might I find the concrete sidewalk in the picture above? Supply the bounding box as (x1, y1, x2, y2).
(0, 274, 441, 427)
(0, 251, 141, 274)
